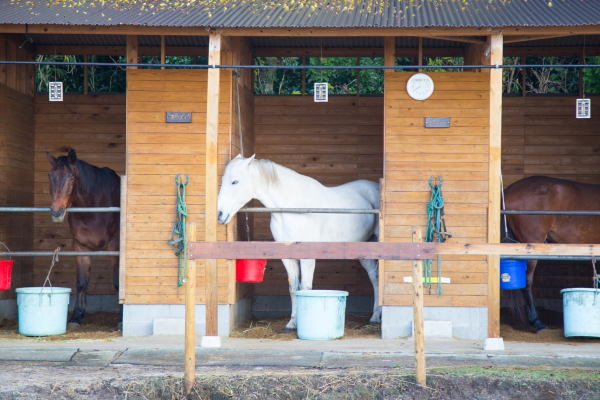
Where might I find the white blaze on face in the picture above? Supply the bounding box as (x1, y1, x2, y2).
(217, 154, 256, 225)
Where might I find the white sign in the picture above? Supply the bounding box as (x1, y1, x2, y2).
(576, 98, 591, 119)
(49, 82, 63, 102)
(314, 82, 328, 102)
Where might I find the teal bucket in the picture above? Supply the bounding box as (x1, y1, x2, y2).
(561, 288, 600, 338)
(16, 287, 71, 336)
(296, 290, 348, 340)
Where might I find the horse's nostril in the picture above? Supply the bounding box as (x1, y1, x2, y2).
(218, 211, 223, 218)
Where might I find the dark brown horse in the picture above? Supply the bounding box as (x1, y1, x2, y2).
(47, 150, 120, 329)
(503, 175, 600, 332)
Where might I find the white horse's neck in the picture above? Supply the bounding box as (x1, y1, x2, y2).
(251, 161, 322, 209)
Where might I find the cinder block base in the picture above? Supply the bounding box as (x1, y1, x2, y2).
(382, 306, 488, 340)
(152, 318, 206, 335)
(483, 337, 505, 351)
(412, 320, 453, 338)
(201, 336, 221, 348)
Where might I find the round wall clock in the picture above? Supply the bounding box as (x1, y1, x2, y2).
(406, 73, 434, 101)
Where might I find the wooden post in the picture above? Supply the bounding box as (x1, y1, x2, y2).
(301, 57, 306, 96)
(487, 33, 503, 339)
(83, 54, 88, 95)
(161, 35, 166, 70)
(384, 37, 395, 76)
(118, 175, 127, 303)
(418, 37, 423, 72)
(411, 226, 426, 386)
(184, 221, 197, 394)
(522, 57, 526, 97)
(205, 32, 221, 342)
(0, 35, 6, 85)
(378, 178, 385, 306)
(356, 56, 360, 96)
(126, 36, 138, 69)
(579, 53, 584, 97)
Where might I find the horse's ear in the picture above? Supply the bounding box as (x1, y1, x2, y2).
(242, 154, 256, 168)
(234, 154, 242, 159)
(67, 149, 77, 165)
(46, 152, 57, 167)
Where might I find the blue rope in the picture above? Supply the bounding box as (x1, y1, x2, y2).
(167, 174, 189, 287)
(425, 176, 450, 295)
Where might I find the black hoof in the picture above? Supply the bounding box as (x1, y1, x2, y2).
(116, 322, 123, 332)
(365, 320, 381, 326)
(67, 322, 81, 330)
(531, 318, 548, 332)
(283, 328, 296, 334)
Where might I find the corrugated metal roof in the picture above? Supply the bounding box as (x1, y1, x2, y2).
(2, 0, 600, 29)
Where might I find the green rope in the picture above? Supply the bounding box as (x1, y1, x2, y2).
(167, 174, 189, 287)
(425, 176, 451, 295)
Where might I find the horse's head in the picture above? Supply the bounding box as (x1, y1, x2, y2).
(217, 154, 257, 224)
(46, 149, 79, 223)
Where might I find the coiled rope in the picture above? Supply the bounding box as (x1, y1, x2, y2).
(167, 174, 189, 286)
(425, 176, 452, 295)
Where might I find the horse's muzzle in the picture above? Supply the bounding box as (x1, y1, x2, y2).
(217, 211, 229, 225)
(51, 207, 65, 223)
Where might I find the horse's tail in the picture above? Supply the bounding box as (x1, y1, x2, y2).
(507, 289, 529, 328)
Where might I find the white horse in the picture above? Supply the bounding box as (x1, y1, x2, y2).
(217, 155, 381, 331)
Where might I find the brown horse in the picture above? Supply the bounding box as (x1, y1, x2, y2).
(47, 150, 120, 329)
(503, 175, 600, 332)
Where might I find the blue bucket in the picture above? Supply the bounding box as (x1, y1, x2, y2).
(16, 287, 71, 336)
(561, 288, 600, 337)
(296, 290, 348, 340)
(500, 259, 527, 290)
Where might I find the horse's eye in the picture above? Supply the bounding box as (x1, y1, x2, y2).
(232, 181, 238, 185)
(69, 173, 74, 178)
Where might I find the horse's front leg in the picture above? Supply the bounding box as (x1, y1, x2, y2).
(523, 260, 547, 332)
(68, 245, 91, 329)
(299, 259, 315, 291)
(359, 259, 381, 324)
(282, 258, 300, 333)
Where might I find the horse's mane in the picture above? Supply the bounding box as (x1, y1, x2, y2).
(252, 158, 281, 187)
(54, 156, 118, 193)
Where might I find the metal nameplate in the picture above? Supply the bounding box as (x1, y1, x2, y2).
(166, 112, 192, 123)
(425, 117, 450, 128)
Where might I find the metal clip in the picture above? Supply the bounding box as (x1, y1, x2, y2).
(495, 62, 499, 69)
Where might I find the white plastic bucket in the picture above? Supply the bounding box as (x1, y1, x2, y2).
(296, 290, 348, 340)
(561, 288, 600, 338)
(16, 287, 71, 336)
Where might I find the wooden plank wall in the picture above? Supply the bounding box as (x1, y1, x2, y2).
(502, 96, 598, 300)
(253, 96, 383, 297)
(125, 69, 231, 305)
(33, 95, 126, 293)
(383, 72, 490, 307)
(0, 35, 35, 301)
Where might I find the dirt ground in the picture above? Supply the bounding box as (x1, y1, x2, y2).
(0, 312, 121, 341)
(0, 362, 599, 400)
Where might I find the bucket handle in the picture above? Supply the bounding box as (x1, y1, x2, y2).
(0, 242, 11, 261)
(40, 247, 60, 307)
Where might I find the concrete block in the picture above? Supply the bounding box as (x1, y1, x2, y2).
(0, 348, 78, 362)
(412, 320, 452, 338)
(201, 336, 221, 348)
(483, 337, 505, 351)
(152, 318, 206, 336)
(123, 322, 153, 337)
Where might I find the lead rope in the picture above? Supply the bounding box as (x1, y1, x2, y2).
(425, 176, 452, 295)
(235, 68, 251, 242)
(167, 174, 189, 286)
(40, 247, 60, 306)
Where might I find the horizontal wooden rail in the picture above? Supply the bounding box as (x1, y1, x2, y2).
(188, 242, 434, 260)
(435, 242, 600, 256)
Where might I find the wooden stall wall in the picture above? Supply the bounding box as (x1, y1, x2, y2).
(34, 95, 126, 293)
(125, 69, 231, 305)
(253, 96, 383, 297)
(0, 35, 35, 302)
(383, 72, 490, 307)
(502, 96, 597, 300)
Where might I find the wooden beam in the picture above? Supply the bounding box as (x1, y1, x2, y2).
(427, 35, 486, 44)
(384, 37, 395, 75)
(487, 33, 503, 339)
(464, 43, 484, 72)
(160, 35, 166, 69)
(411, 226, 426, 387)
(126, 35, 137, 69)
(205, 31, 221, 338)
(418, 37, 423, 72)
(503, 34, 574, 44)
(504, 46, 600, 57)
(189, 242, 435, 260)
(522, 57, 526, 97)
(83, 54, 88, 95)
(301, 56, 305, 96)
(0, 35, 6, 85)
(184, 221, 197, 395)
(118, 175, 127, 303)
(35, 45, 208, 56)
(254, 47, 464, 58)
(436, 242, 600, 256)
(356, 56, 360, 96)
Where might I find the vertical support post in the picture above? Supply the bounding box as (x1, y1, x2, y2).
(418, 37, 423, 72)
(0, 35, 6, 85)
(184, 221, 197, 394)
(579, 52, 584, 97)
(522, 57, 526, 97)
(161, 35, 166, 70)
(356, 56, 360, 96)
(203, 31, 222, 347)
(411, 226, 426, 386)
(384, 37, 395, 76)
(118, 175, 127, 303)
(301, 57, 306, 96)
(83, 54, 88, 95)
(126, 36, 138, 69)
(378, 178, 385, 306)
(487, 33, 503, 341)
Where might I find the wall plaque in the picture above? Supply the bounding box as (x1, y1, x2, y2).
(425, 117, 450, 128)
(166, 112, 192, 123)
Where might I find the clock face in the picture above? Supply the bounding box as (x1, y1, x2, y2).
(406, 73, 434, 101)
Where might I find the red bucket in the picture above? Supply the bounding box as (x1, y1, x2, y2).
(0, 260, 14, 291)
(236, 259, 267, 282)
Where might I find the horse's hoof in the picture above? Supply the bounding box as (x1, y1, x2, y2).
(116, 323, 123, 332)
(67, 322, 81, 330)
(366, 321, 381, 326)
(532, 319, 548, 332)
(283, 328, 296, 334)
